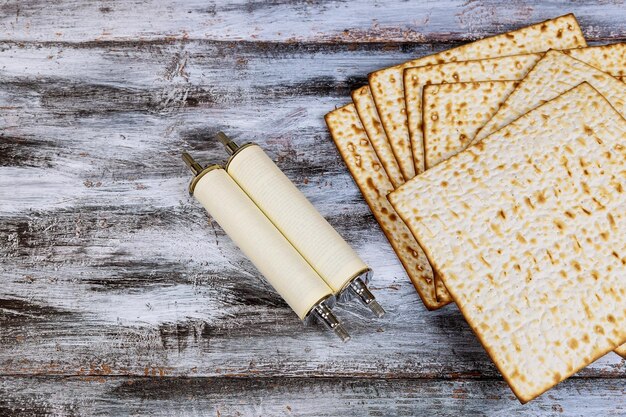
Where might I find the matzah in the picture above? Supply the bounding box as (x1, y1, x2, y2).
(466, 51, 626, 358)
(422, 81, 519, 169)
(389, 83, 626, 402)
(404, 43, 626, 173)
(367, 14, 585, 179)
(325, 104, 451, 309)
(352, 86, 405, 188)
(422, 76, 626, 358)
(475, 49, 626, 142)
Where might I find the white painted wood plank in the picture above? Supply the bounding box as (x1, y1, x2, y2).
(0, 376, 624, 416)
(0, 1, 623, 43)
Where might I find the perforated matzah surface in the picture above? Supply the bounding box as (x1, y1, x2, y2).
(422, 81, 518, 169)
(367, 14, 585, 179)
(389, 83, 626, 402)
(421, 76, 626, 357)
(474, 49, 626, 142)
(405, 43, 626, 174)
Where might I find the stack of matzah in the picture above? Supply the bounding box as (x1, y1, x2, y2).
(325, 14, 626, 402)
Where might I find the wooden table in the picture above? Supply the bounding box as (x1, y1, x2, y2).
(1, 2, 624, 415)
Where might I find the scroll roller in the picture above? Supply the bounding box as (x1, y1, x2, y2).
(217, 132, 385, 317)
(182, 153, 350, 341)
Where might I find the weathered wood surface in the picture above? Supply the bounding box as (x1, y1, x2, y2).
(0, 1, 624, 415)
(1, 377, 625, 417)
(0, 1, 625, 43)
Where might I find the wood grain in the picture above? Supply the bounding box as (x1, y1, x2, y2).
(0, 1, 624, 415)
(1, 376, 625, 417)
(0, 1, 625, 43)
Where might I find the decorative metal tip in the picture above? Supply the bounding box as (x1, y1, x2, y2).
(312, 300, 350, 342)
(216, 132, 240, 155)
(182, 152, 203, 176)
(333, 323, 351, 343)
(367, 299, 386, 318)
(349, 277, 386, 318)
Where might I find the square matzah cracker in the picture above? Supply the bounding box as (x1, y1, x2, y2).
(389, 83, 626, 402)
(474, 49, 626, 142)
(404, 43, 626, 173)
(367, 14, 585, 180)
(325, 104, 451, 309)
(422, 78, 626, 357)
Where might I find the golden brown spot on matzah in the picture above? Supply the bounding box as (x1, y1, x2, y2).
(608, 213, 617, 229)
(591, 197, 605, 209)
(536, 191, 546, 203)
(580, 182, 591, 194)
(554, 220, 566, 231)
(366, 177, 377, 195)
(524, 197, 534, 209)
(351, 123, 364, 134)
(501, 320, 510, 331)
(490, 223, 503, 237)
(571, 236, 582, 253)
(479, 255, 491, 268)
